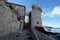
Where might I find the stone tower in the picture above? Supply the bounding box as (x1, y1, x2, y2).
(31, 4, 42, 29)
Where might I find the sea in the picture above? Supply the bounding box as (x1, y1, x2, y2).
(44, 28, 60, 33)
(51, 28, 60, 33)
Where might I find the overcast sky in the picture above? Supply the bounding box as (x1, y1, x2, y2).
(8, 0, 60, 28)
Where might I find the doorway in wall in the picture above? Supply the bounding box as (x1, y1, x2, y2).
(24, 12, 31, 29)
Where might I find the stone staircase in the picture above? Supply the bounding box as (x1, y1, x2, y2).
(26, 30, 33, 40)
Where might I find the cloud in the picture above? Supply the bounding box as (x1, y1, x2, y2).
(43, 6, 60, 17)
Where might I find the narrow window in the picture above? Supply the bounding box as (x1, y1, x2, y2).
(37, 21, 39, 24)
(17, 17, 20, 21)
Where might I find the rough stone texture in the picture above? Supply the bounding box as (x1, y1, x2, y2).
(0, 30, 31, 40)
(33, 30, 58, 40)
(31, 9, 42, 29)
(0, 1, 20, 36)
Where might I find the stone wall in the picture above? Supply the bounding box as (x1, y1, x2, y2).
(0, 0, 24, 36)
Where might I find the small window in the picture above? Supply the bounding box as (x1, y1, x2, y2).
(17, 17, 20, 21)
(20, 21, 22, 23)
(37, 21, 39, 24)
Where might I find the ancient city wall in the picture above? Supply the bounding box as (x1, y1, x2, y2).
(0, 0, 25, 36)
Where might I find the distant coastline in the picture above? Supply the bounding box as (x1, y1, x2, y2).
(51, 28, 60, 33)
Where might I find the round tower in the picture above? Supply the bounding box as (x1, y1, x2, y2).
(31, 4, 42, 29)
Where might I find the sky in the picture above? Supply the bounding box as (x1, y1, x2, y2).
(8, 0, 60, 28)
